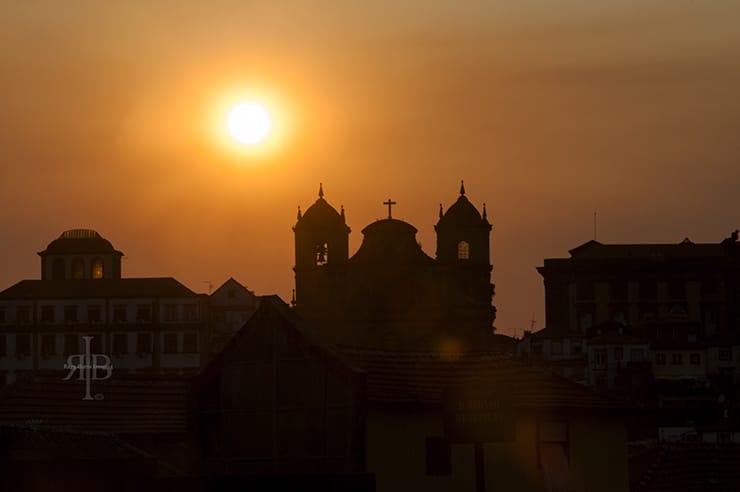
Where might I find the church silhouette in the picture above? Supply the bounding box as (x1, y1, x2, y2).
(293, 182, 496, 350)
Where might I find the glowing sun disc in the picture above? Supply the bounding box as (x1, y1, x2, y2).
(227, 102, 271, 145)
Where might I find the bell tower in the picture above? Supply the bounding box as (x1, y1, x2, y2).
(435, 181, 496, 327)
(293, 184, 350, 320)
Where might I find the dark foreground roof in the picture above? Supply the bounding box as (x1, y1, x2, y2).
(0, 375, 188, 434)
(0, 278, 201, 299)
(337, 346, 626, 411)
(632, 443, 740, 492)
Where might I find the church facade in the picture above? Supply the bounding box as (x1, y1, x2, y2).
(292, 183, 496, 349)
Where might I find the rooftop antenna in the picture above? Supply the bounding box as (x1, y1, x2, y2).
(593, 211, 597, 240)
(530, 312, 537, 332)
(202, 281, 213, 294)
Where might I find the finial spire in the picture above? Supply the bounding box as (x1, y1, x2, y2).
(291, 289, 296, 307)
(318, 182, 324, 198)
(439, 203, 443, 219)
(297, 205, 302, 220)
(341, 205, 346, 221)
(460, 180, 466, 196)
(483, 203, 487, 220)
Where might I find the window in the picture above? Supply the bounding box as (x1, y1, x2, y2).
(113, 305, 127, 323)
(667, 280, 685, 300)
(52, 258, 66, 280)
(41, 306, 55, 323)
(183, 304, 197, 321)
(183, 333, 198, 353)
(15, 334, 31, 357)
(136, 305, 152, 323)
(457, 241, 470, 260)
(538, 420, 569, 469)
(0, 335, 6, 356)
(72, 258, 85, 280)
(86, 335, 101, 353)
(672, 354, 683, 365)
(690, 353, 701, 365)
(595, 349, 606, 366)
(163, 333, 178, 353)
(656, 353, 666, 365)
(638, 280, 657, 300)
(91, 258, 104, 279)
(719, 348, 732, 361)
(64, 306, 78, 323)
(88, 306, 102, 323)
(614, 347, 624, 361)
(63, 334, 78, 355)
(551, 341, 563, 355)
(315, 241, 329, 265)
(136, 333, 152, 354)
(611, 281, 629, 301)
(630, 349, 644, 362)
(16, 307, 30, 324)
(41, 334, 56, 357)
(164, 304, 178, 322)
(425, 437, 452, 476)
(112, 333, 128, 356)
(576, 280, 595, 301)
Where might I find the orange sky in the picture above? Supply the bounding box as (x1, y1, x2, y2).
(2, 1, 740, 336)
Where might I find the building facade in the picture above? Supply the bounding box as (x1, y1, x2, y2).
(292, 183, 495, 349)
(0, 229, 210, 384)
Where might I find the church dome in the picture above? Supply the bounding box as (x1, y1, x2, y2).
(351, 219, 434, 265)
(437, 181, 488, 227)
(294, 184, 348, 231)
(40, 229, 121, 255)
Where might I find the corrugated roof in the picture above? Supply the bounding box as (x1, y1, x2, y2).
(0, 278, 201, 299)
(0, 375, 188, 434)
(336, 346, 626, 410)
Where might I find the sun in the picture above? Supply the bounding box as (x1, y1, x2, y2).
(226, 101, 272, 145)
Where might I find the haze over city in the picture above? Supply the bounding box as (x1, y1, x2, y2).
(3, 1, 740, 336)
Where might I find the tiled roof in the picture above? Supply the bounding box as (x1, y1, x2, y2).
(0, 375, 188, 434)
(0, 278, 201, 299)
(0, 423, 151, 461)
(633, 443, 740, 492)
(336, 346, 626, 410)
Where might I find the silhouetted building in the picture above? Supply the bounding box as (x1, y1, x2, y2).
(0, 229, 209, 384)
(293, 183, 495, 349)
(208, 278, 260, 355)
(537, 235, 740, 336)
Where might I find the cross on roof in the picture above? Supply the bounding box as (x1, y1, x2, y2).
(383, 199, 397, 219)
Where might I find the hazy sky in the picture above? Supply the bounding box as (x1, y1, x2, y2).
(2, 1, 740, 336)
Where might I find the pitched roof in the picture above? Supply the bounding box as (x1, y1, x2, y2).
(336, 346, 625, 411)
(0, 375, 189, 434)
(0, 423, 153, 462)
(0, 278, 201, 300)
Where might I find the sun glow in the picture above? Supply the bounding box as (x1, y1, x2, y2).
(227, 101, 272, 145)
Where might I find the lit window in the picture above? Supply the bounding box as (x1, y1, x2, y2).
(91, 258, 104, 279)
(457, 241, 470, 260)
(315, 242, 329, 265)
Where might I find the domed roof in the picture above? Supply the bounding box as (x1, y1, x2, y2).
(294, 184, 349, 231)
(437, 181, 489, 227)
(40, 229, 121, 255)
(351, 219, 434, 265)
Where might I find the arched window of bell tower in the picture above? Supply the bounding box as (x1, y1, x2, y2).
(315, 242, 329, 265)
(457, 241, 470, 260)
(52, 258, 66, 280)
(91, 258, 104, 279)
(72, 258, 85, 279)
